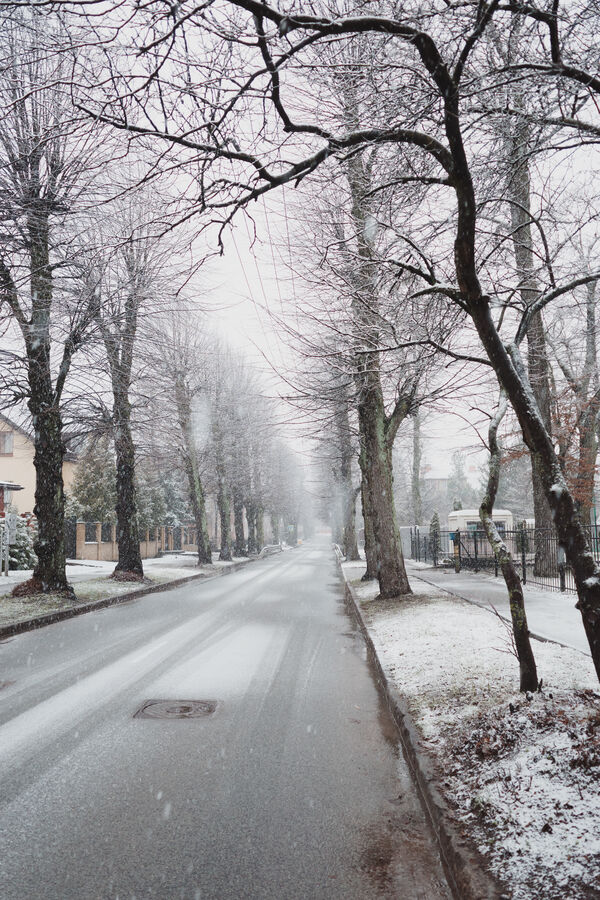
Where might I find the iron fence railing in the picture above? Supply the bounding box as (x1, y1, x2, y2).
(407, 524, 600, 594)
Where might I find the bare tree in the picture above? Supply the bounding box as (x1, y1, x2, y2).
(67, 1, 600, 675)
(480, 393, 539, 692)
(0, 13, 100, 595)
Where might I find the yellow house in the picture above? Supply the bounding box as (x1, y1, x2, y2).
(0, 414, 77, 515)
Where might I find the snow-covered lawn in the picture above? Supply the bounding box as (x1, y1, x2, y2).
(0, 556, 251, 628)
(345, 562, 600, 899)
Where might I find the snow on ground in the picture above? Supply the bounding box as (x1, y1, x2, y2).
(344, 562, 600, 899)
(0, 554, 251, 627)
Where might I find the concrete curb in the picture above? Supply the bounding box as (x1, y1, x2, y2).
(0, 559, 254, 639)
(338, 561, 506, 900)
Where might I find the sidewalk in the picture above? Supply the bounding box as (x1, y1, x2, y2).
(340, 557, 600, 900)
(405, 559, 589, 656)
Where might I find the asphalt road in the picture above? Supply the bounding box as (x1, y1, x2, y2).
(0, 539, 450, 900)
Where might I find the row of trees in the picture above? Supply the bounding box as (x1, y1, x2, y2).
(0, 10, 307, 595)
(3, 2, 600, 687)
(96, 0, 600, 685)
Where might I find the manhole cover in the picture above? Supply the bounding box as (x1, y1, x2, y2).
(134, 699, 217, 719)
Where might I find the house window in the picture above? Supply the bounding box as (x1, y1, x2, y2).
(0, 432, 14, 455)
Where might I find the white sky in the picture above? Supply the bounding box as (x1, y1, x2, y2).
(204, 210, 487, 485)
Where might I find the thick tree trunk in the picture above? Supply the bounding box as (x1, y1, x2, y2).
(174, 377, 211, 565)
(335, 395, 360, 560)
(256, 506, 264, 552)
(528, 312, 556, 575)
(232, 487, 247, 556)
(412, 410, 423, 526)
(507, 122, 555, 574)
(346, 151, 411, 598)
(214, 409, 232, 562)
(217, 468, 232, 561)
(577, 407, 598, 526)
(343, 486, 360, 561)
(14, 220, 72, 596)
(112, 391, 144, 578)
(246, 501, 257, 554)
(185, 459, 212, 565)
(29, 401, 71, 594)
(360, 473, 378, 580)
(357, 376, 411, 598)
(480, 396, 538, 692)
(470, 300, 600, 681)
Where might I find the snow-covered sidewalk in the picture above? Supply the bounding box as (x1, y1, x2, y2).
(342, 559, 600, 899)
(404, 559, 589, 656)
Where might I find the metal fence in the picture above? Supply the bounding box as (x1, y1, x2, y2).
(408, 524, 600, 594)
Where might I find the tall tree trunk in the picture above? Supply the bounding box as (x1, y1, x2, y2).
(112, 389, 144, 578)
(255, 505, 264, 552)
(232, 487, 247, 555)
(15, 220, 72, 596)
(469, 300, 600, 682)
(29, 399, 71, 594)
(217, 484, 232, 560)
(577, 406, 598, 526)
(174, 377, 211, 564)
(343, 486, 360, 561)
(507, 120, 555, 575)
(412, 409, 423, 526)
(346, 151, 411, 599)
(480, 395, 538, 692)
(575, 284, 600, 526)
(357, 372, 411, 598)
(246, 500, 257, 554)
(185, 457, 212, 565)
(335, 391, 360, 560)
(360, 472, 378, 581)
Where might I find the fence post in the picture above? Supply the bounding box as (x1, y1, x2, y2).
(520, 523, 527, 585)
(453, 530, 460, 573)
(558, 545, 566, 592)
(416, 526, 420, 562)
(473, 531, 478, 572)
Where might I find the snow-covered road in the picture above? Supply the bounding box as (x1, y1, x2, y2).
(0, 540, 449, 899)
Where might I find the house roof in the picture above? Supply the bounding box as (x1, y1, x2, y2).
(0, 412, 78, 462)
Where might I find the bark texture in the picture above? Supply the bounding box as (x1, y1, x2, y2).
(334, 392, 360, 560)
(233, 486, 247, 555)
(480, 396, 538, 692)
(100, 278, 144, 579)
(360, 475, 378, 580)
(174, 375, 212, 564)
(507, 118, 555, 575)
(411, 410, 423, 526)
(347, 151, 412, 599)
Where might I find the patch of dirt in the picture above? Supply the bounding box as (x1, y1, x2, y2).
(445, 691, 600, 899)
(361, 593, 435, 615)
(12, 577, 75, 600)
(109, 570, 151, 584)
